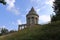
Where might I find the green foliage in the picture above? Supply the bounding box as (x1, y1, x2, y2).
(1, 28, 8, 35)
(51, 0, 60, 22)
(0, 21, 60, 40)
(9, 30, 17, 33)
(0, 0, 6, 5)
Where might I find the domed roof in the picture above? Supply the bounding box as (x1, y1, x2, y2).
(26, 7, 39, 17)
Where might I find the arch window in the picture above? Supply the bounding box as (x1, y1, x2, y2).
(36, 18, 38, 24)
(27, 17, 30, 24)
(31, 17, 34, 24)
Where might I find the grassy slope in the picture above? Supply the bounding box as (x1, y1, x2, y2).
(0, 21, 60, 40)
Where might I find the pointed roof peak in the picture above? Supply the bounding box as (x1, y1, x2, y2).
(30, 7, 35, 12)
(31, 7, 34, 9)
(26, 7, 39, 17)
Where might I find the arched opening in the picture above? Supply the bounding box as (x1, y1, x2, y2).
(36, 18, 38, 24)
(31, 17, 34, 24)
(27, 17, 30, 24)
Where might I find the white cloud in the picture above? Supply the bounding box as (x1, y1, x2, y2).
(5, 0, 20, 15)
(11, 19, 22, 30)
(36, 7, 51, 24)
(17, 19, 22, 25)
(31, 0, 55, 6)
(0, 25, 6, 28)
(36, 8, 40, 13)
(2, 25, 6, 28)
(36, 6, 46, 14)
(45, 0, 55, 6)
(34, 0, 54, 24)
(25, 7, 31, 14)
(5, 0, 15, 9)
(39, 15, 51, 24)
(30, 0, 41, 3)
(12, 19, 22, 25)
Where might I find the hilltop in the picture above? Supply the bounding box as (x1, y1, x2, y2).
(0, 21, 60, 40)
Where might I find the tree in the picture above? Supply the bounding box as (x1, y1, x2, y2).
(0, 0, 6, 5)
(9, 30, 17, 33)
(51, 0, 60, 22)
(1, 28, 9, 35)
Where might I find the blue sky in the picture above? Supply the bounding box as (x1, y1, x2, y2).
(0, 0, 55, 30)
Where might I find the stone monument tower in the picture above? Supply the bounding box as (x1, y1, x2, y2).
(18, 7, 39, 30)
(26, 7, 39, 25)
